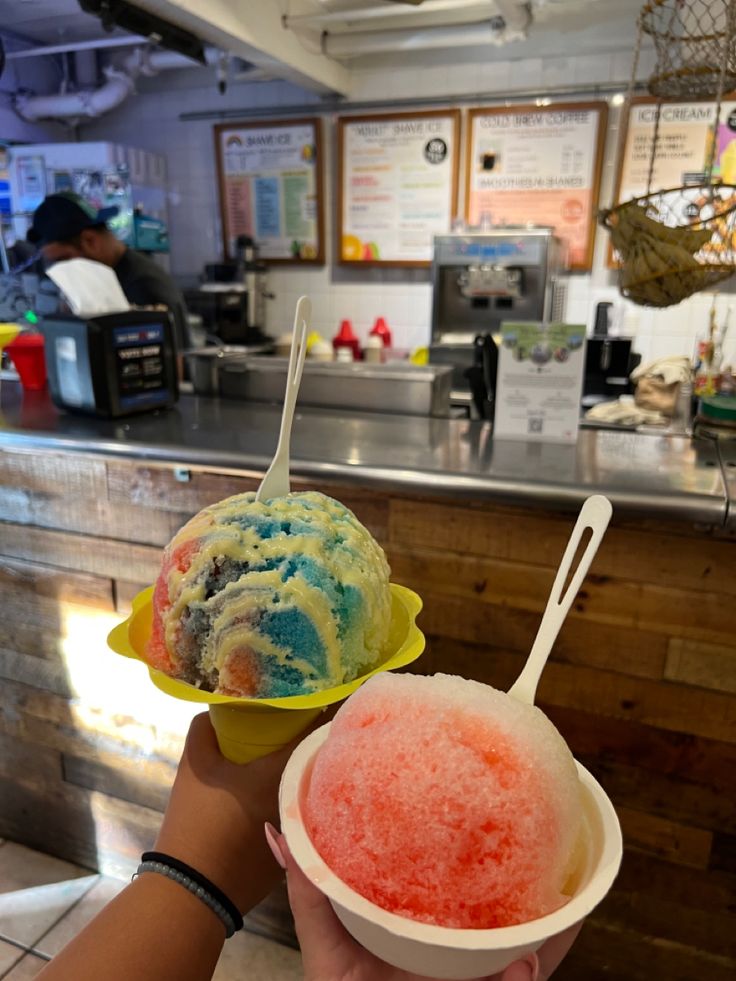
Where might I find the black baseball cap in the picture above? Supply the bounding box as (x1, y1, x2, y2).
(28, 192, 119, 246)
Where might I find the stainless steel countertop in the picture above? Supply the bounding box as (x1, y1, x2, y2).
(0, 382, 729, 526)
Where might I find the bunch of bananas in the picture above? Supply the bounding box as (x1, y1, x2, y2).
(602, 201, 715, 306)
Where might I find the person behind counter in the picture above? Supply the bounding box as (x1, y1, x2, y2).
(28, 192, 190, 352)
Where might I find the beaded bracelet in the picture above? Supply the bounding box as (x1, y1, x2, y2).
(133, 851, 244, 939)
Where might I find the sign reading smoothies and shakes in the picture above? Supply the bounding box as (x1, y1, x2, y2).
(215, 118, 324, 263)
(466, 103, 607, 271)
(338, 110, 460, 265)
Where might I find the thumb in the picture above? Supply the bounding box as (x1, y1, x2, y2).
(265, 824, 361, 980)
(498, 954, 539, 981)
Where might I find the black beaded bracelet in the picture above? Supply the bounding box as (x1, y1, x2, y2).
(138, 851, 244, 938)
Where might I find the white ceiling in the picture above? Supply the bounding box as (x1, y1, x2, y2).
(1, 0, 644, 53)
(0, 0, 645, 94)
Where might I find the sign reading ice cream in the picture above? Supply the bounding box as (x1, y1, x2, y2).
(215, 118, 324, 263)
(338, 110, 460, 266)
(466, 103, 607, 271)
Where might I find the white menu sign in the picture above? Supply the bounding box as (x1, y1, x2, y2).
(466, 103, 606, 271)
(494, 323, 586, 443)
(338, 110, 459, 264)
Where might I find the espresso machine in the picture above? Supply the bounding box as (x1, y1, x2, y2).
(430, 229, 565, 405)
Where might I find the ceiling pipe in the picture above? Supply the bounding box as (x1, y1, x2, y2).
(322, 14, 530, 58)
(13, 45, 222, 122)
(5, 36, 147, 60)
(14, 67, 136, 121)
(284, 0, 497, 28)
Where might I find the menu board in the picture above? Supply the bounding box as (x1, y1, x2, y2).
(616, 97, 736, 200)
(466, 103, 607, 271)
(493, 322, 586, 444)
(215, 118, 324, 264)
(610, 97, 736, 265)
(338, 110, 460, 266)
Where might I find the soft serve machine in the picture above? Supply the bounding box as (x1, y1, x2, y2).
(430, 229, 565, 411)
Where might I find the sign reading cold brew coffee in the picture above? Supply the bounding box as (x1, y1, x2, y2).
(466, 103, 607, 271)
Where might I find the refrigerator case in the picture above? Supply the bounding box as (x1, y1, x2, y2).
(8, 142, 170, 253)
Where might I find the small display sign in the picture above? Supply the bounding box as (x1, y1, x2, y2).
(493, 322, 587, 444)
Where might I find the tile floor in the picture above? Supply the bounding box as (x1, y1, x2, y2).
(0, 839, 304, 979)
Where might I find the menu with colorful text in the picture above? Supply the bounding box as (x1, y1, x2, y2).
(339, 111, 459, 265)
(216, 119, 323, 263)
(466, 103, 606, 271)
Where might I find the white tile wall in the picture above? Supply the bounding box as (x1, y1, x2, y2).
(68, 53, 736, 363)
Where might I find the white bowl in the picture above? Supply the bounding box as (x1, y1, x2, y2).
(280, 723, 622, 980)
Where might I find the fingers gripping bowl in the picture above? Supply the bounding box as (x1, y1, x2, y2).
(279, 674, 623, 980)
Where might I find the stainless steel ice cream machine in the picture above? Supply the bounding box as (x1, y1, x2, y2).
(429, 229, 565, 398)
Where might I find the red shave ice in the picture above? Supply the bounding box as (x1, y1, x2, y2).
(304, 673, 583, 929)
(148, 537, 201, 674)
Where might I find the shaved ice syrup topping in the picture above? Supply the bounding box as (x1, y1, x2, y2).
(304, 673, 583, 929)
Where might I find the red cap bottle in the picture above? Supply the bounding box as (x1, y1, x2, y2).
(333, 319, 361, 360)
(370, 317, 392, 348)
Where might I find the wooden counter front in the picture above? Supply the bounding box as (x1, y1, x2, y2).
(0, 447, 734, 979)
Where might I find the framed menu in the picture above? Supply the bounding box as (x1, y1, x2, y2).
(609, 96, 736, 265)
(465, 102, 607, 271)
(338, 109, 460, 266)
(615, 96, 736, 202)
(215, 117, 324, 264)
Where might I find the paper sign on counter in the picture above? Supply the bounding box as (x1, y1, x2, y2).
(493, 322, 586, 444)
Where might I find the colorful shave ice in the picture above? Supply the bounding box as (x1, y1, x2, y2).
(147, 491, 391, 698)
(304, 673, 583, 929)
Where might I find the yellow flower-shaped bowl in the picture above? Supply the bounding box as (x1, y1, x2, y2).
(108, 583, 424, 763)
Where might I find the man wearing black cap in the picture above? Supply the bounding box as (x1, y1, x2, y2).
(29, 192, 190, 351)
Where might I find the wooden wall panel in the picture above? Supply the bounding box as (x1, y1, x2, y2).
(0, 450, 734, 977)
(0, 523, 162, 583)
(390, 498, 736, 595)
(390, 545, 735, 644)
(665, 637, 736, 694)
(0, 448, 107, 498)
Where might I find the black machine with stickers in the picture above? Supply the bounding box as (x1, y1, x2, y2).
(40, 310, 179, 417)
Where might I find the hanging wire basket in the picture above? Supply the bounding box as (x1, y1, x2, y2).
(600, 0, 736, 307)
(601, 184, 736, 306)
(642, 0, 736, 99)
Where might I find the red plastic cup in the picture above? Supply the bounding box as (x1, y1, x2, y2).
(6, 333, 47, 391)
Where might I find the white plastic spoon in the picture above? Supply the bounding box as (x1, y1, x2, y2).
(507, 494, 613, 706)
(255, 296, 312, 503)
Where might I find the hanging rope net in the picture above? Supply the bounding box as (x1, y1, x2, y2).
(600, 0, 736, 307)
(642, 0, 736, 99)
(601, 185, 736, 307)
